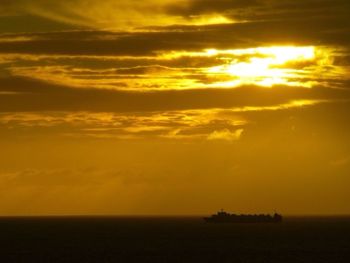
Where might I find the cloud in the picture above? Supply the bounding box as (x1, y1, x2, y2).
(0, 1, 22, 16)
(167, 0, 260, 16)
(0, 38, 346, 93)
(207, 128, 244, 141)
(0, 24, 348, 57)
(2, 0, 349, 36)
(0, 99, 342, 141)
(0, 0, 234, 30)
(0, 108, 246, 140)
(0, 76, 349, 114)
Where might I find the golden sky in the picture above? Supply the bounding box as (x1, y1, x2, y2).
(0, 0, 350, 216)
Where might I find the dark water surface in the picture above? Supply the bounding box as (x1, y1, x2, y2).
(0, 216, 349, 262)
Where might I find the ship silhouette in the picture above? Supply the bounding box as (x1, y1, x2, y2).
(204, 210, 283, 223)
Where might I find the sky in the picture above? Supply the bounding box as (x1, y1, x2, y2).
(0, 0, 350, 216)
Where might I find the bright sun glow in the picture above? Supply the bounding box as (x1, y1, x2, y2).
(207, 46, 317, 88)
(12, 46, 338, 91)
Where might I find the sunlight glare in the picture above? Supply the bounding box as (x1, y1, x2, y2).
(207, 46, 317, 88)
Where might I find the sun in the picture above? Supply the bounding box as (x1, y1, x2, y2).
(206, 46, 317, 88)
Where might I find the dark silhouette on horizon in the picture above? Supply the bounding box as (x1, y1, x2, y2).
(204, 210, 283, 223)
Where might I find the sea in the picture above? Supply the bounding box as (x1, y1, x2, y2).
(0, 216, 349, 262)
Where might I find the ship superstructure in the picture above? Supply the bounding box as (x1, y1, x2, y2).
(204, 210, 282, 223)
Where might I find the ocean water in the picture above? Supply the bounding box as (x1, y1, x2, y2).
(0, 217, 349, 262)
